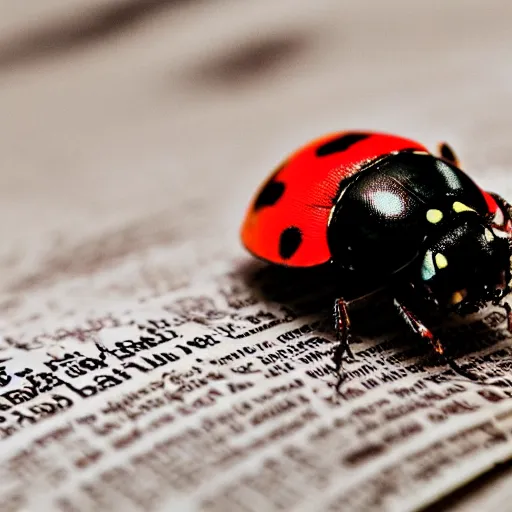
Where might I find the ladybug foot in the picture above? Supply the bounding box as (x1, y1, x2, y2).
(334, 366, 348, 393)
(332, 342, 356, 393)
(332, 337, 356, 373)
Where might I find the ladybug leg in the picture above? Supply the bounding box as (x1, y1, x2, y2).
(393, 295, 479, 381)
(495, 280, 512, 331)
(393, 298, 445, 355)
(437, 142, 461, 168)
(488, 194, 512, 327)
(502, 302, 512, 333)
(332, 297, 355, 373)
(489, 192, 512, 221)
(487, 193, 512, 239)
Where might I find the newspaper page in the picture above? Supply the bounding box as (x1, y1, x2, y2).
(3, 258, 512, 512)
(2, 0, 512, 511)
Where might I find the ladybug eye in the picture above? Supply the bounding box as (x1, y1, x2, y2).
(421, 251, 436, 281)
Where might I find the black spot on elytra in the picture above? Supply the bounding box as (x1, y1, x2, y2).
(279, 227, 302, 259)
(439, 143, 458, 165)
(316, 133, 370, 157)
(254, 180, 285, 211)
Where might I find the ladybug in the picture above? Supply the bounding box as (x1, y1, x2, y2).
(241, 131, 512, 377)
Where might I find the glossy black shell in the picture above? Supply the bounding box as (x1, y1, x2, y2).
(327, 151, 490, 292)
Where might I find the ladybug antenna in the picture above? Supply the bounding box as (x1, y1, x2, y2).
(437, 142, 460, 168)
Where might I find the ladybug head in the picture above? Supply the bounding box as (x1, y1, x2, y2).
(419, 213, 511, 313)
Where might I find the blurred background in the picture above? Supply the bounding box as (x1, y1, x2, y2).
(1, 0, 512, 309)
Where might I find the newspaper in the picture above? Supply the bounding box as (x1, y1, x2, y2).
(2, 257, 512, 512)
(2, 0, 512, 510)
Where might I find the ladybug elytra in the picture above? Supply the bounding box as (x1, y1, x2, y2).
(240, 131, 512, 379)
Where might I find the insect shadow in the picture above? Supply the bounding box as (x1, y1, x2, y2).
(238, 259, 511, 380)
(238, 260, 403, 341)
